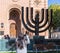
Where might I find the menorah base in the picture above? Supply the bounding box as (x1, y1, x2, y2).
(33, 36, 45, 44)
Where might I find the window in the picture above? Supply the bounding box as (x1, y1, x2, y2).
(1, 23, 4, 28)
(0, 31, 4, 35)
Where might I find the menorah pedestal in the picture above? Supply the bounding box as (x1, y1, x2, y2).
(33, 36, 45, 53)
(33, 36, 45, 44)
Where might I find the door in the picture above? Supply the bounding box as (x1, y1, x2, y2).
(10, 23, 16, 37)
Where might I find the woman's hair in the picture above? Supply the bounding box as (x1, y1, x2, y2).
(25, 31, 29, 35)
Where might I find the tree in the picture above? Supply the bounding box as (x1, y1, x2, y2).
(48, 4, 60, 38)
(49, 4, 60, 29)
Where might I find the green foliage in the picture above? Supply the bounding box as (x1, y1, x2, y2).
(49, 4, 60, 29)
(0, 51, 60, 53)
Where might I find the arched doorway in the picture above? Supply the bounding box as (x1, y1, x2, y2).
(9, 8, 21, 37)
(10, 23, 16, 37)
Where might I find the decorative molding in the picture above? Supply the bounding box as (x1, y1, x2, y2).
(12, 0, 18, 2)
(34, 0, 41, 5)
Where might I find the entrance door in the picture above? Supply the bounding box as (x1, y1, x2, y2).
(9, 8, 21, 37)
(10, 23, 16, 37)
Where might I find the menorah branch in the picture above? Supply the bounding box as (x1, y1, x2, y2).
(21, 7, 35, 33)
(30, 8, 36, 24)
(39, 9, 52, 33)
(26, 7, 35, 28)
(39, 9, 48, 28)
(39, 9, 44, 24)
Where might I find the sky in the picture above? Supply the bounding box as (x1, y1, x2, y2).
(48, 0, 60, 6)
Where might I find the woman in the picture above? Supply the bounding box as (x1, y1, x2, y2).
(16, 32, 30, 53)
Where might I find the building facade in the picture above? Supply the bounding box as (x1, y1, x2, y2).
(0, 0, 48, 38)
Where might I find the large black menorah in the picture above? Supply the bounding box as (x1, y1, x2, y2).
(21, 7, 52, 36)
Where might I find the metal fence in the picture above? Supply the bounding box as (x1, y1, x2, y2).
(0, 39, 8, 51)
(0, 39, 60, 52)
(0, 39, 33, 51)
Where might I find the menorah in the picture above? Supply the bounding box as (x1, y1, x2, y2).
(21, 7, 52, 36)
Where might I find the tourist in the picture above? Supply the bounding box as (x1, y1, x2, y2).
(16, 32, 30, 53)
(24, 31, 30, 44)
(6, 35, 10, 39)
(4, 35, 10, 39)
(4, 35, 7, 39)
